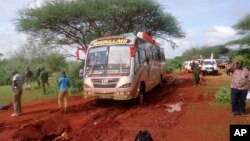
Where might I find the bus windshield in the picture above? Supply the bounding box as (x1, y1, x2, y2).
(85, 45, 130, 77)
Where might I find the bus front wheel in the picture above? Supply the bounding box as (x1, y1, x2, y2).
(135, 85, 144, 105)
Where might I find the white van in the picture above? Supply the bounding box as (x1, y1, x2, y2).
(183, 60, 200, 73)
(201, 59, 218, 75)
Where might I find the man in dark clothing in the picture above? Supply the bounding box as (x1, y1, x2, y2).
(36, 67, 41, 87)
(24, 67, 33, 90)
(191, 61, 200, 87)
(39, 67, 49, 94)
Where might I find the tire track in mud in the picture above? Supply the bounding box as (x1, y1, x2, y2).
(12, 99, 135, 140)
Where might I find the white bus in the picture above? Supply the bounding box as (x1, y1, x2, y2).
(83, 32, 166, 104)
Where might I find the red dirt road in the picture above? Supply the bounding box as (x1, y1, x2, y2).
(0, 72, 249, 141)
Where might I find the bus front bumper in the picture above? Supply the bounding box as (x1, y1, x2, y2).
(83, 88, 136, 100)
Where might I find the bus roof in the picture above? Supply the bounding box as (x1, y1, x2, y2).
(89, 32, 156, 47)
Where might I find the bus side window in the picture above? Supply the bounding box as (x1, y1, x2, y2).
(139, 49, 146, 65)
(134, 51, 140, 73)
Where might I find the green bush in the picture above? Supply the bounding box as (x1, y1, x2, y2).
(166, 57, 182, 73)
(69, 79, 83, 94)
(47, 86, 59, 95)
(215, 87, 231, 104)
(67, 62, 84, 94)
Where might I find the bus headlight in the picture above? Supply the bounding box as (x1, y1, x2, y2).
(119, 83, 132, 88)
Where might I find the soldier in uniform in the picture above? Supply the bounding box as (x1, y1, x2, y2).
(39, 67, 49, 94)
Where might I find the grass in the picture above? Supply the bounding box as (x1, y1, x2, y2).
(203, 73, 231, 95)
(0, 73, 81, 104)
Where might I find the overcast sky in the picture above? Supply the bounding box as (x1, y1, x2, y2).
(0, 0, 250, 59)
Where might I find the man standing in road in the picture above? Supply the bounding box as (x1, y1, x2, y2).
(191, 61, 200, 87)
(24, 67, 33, 90)
(39, 67, 49, 94)
(227, 60, 250, 116)
(58, 71, 70, 113)
(11, 70, 23, 117)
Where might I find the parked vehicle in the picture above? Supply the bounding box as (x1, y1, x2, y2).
(83, 32, 166, 104)
(201, 59, 218, 75)
(183, 60, 200, 73)
(217, 54, 231, 68)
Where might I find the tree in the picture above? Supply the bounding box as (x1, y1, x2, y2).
(15, 0, 184, 51)
(235, 14, 250, 31)
(15, 36, 57, 61)
(47, 53, 67, 72)
(182, 45, 229, 60)
(229, 13, 250, 46)
(226, 35, 250, 46)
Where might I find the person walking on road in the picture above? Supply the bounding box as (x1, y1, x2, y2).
(191, 61, 200, 87)
(227, 60, 250, 116)
(11, 70, 23, 117)
(58, 71, 70, 113)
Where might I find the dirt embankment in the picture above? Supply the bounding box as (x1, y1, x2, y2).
(0, 72, 247, 141)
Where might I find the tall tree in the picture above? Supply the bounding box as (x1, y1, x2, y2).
(235, 14, 250, 31)
(15, 36, 57, 60)
(229, 13, 250, 46)
(182, 45, 229, 60)
(15, 0, 184, 50)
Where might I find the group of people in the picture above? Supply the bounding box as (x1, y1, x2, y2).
(22, 67, 49, 94)
(10, 69, 70, 117)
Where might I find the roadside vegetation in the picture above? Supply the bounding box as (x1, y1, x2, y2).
(215, 87, 231, 105)
(166, 46, 250, 73)
(0, 71, 82, 104)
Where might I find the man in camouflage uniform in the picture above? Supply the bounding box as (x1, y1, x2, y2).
(39, 67, 49, 94)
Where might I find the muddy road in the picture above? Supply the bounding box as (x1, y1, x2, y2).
(0, 72, 244, 141)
